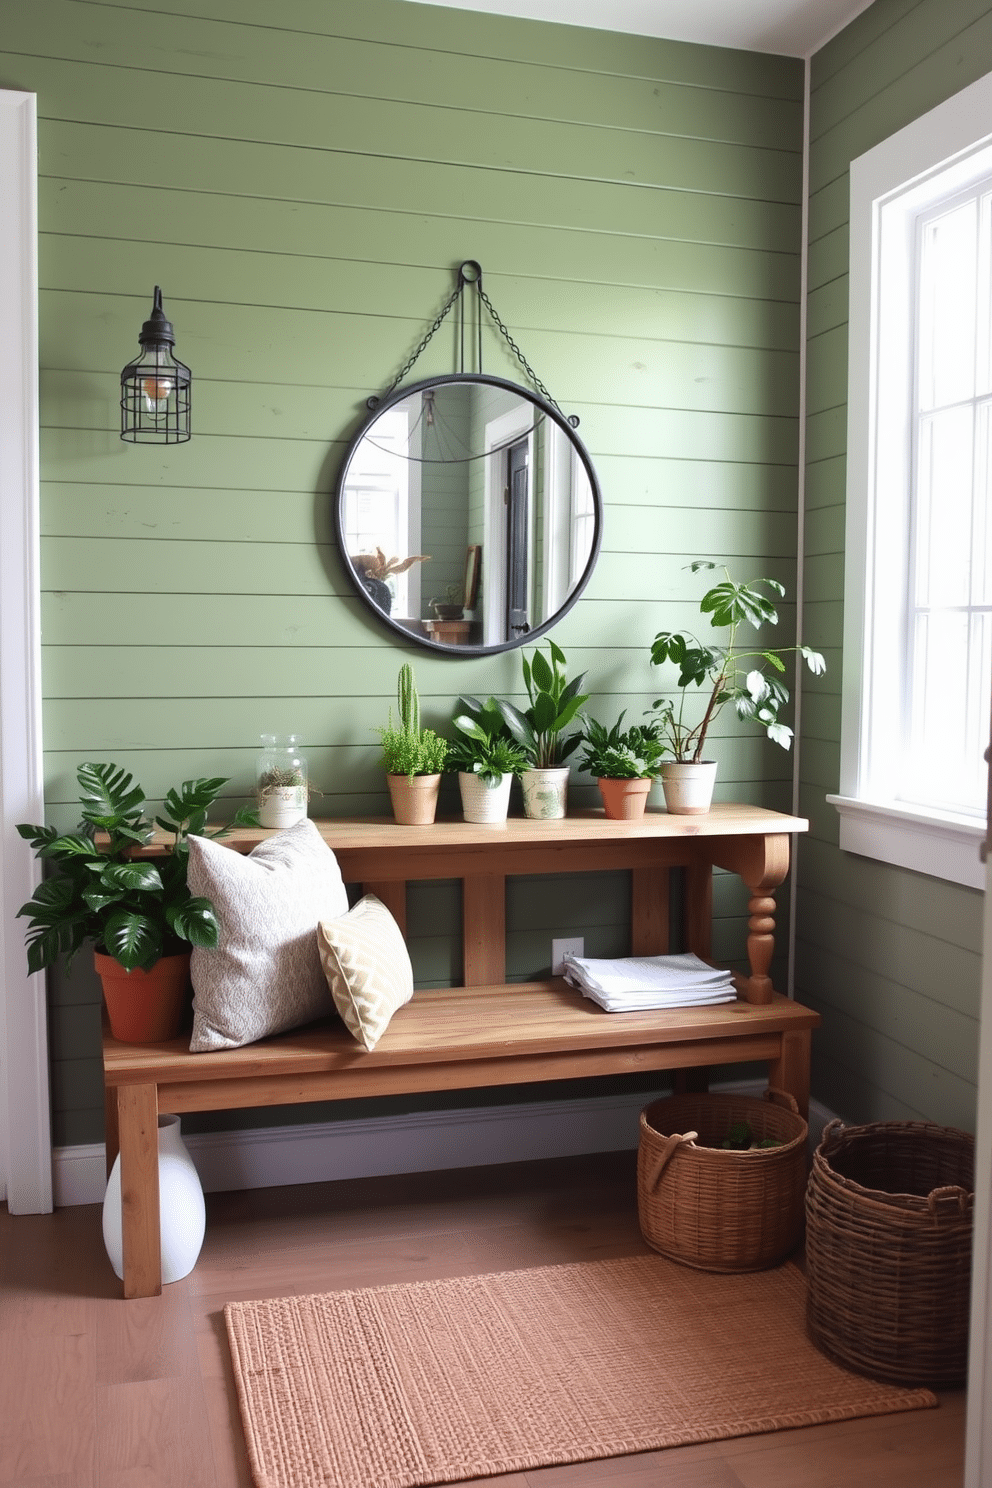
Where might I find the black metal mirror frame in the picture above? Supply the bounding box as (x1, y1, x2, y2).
(334, 371, 603, 657)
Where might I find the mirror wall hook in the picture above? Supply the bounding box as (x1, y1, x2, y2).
(366, 262, 578, 428)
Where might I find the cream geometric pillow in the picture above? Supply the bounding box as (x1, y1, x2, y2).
(317, 894, 414, 1051)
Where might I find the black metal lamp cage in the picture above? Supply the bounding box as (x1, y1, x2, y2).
(120, 286, 191, 443)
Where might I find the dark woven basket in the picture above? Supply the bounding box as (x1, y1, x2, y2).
(805, 1119, 974, 1387)
(637, 1089, 808, 1272)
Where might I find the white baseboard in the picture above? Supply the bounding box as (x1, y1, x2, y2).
(52, 1085, 842, 1208)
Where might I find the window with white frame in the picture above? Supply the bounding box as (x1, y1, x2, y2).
(831, 71, 992, 891)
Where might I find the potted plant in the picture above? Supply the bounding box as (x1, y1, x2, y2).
(429, 583, 465, 622)
(449, 695, 529, 823)
(579, 713, 665, 820)
(647, 561, 826, 814)
(377, 661, 450, 824)
(496, 641, 589, 820)
(351, 547, 430, 614)
(16, 763, 258, 1042)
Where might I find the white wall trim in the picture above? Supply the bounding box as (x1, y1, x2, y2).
(0, 89, 50, 1214)
(52, 1084, 841, 1208)
(828, 794, 985, 890)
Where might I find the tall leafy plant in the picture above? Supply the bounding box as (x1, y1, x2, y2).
(17, 763, 258, 973)
(648, 562, 826, 763)
(496, 641, 589, 769)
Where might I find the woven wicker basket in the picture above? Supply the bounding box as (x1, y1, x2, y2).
(637, 1089, 808, 1272)
(805, 1119, 974, 1387)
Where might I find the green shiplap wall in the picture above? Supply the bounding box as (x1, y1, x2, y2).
(799, 0, 990, 1131)
(0, 0, 803, 1146)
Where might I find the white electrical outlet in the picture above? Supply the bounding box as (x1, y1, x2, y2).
(552, 936, 584, 975)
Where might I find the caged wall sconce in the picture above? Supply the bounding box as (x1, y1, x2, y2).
(120, 286, 191, 443)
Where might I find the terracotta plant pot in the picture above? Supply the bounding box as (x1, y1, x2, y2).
(597, 776, 652, 820)
(386, 772, 442, 825)
(660, 760, 718, 816)
(95, 950, 191, 1043)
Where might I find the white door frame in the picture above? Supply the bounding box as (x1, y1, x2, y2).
(0, 89, 51, 1213)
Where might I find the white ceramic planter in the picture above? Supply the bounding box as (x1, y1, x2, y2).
(103, 1114, 206, 1284)
(520, 766, 570, 820)
(458, 770, 513, 823)
(660, 760, 718, 815)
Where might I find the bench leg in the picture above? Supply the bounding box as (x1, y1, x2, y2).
(463, 874, 506, 986)
(769, 1028, 811, 1120)
(631, 866, 669, 956)
(117, 1082, 162, 1298)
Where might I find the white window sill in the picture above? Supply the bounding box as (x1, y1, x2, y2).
(827, 794, 985, 890)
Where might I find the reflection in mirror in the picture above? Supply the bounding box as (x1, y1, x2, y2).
(335, 374, 602, 655)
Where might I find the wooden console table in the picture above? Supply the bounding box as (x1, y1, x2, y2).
(103, 803, 819, 1297)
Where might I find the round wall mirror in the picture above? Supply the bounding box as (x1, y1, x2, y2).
(334, 373, 602, 655)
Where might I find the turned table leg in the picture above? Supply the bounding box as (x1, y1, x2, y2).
(116, 1081, 162, 1299)
(711, 833, 792, 1006)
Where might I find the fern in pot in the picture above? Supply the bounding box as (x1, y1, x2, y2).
(16, 763, 257, 1042)
(449, 695, 529, 823)
(578, 714, 665, 820)
(377, 662, 450, 825)
(647, 562, 826, 815)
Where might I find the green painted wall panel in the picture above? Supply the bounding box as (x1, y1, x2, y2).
(810, 0, 992, 140)
(6, 0, 803, 148)
(24, 55, 803, 202)
(95, 0, 803, 98)
(40, 118, 802, 254)
(0, 0, 805, 1149)
(43, 180, 801, 306)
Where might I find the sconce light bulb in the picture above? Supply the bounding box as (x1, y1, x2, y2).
(141, 374, 174, 412)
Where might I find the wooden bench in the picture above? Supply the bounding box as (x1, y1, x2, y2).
(103, 804, 820, 1297)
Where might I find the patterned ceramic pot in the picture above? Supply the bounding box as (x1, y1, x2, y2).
(520, 766, 570, 820)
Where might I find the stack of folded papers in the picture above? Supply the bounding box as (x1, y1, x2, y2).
(562, 951, 737, 1011)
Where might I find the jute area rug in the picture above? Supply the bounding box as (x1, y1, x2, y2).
(225, 1254, 937, 1488)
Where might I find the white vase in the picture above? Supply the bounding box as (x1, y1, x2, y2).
(660, 760, 718, 815)
(103, 1114, 206, 1285)
(520, 765, 570, 820)
(458, 770, 513, 823)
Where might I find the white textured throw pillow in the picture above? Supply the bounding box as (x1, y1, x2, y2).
(187, 819, 348, 1052)
(317, 894, 414, 1051)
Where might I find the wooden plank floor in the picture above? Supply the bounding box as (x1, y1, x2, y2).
(0, 1151, 966, 1487)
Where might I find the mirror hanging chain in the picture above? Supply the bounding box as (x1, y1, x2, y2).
(367, 261, 579, 427)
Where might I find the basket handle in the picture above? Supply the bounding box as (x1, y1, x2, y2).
(645, 1130, 698, 1192)
(764, 1087, 799, 1114)
(928, 1185, 971, 1215)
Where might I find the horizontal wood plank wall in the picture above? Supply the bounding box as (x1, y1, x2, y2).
(799, 0, 987, 1132)
(0, 0, 802, 1147)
